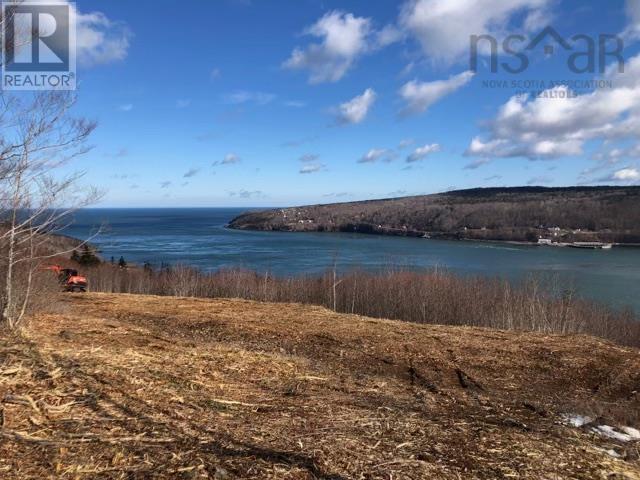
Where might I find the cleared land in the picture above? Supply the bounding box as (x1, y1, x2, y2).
(1, 293, 639, 479)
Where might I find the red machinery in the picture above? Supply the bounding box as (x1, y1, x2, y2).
(44, 265, 88, 292)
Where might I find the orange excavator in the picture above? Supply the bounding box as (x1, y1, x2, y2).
(44, 265, 88, 293)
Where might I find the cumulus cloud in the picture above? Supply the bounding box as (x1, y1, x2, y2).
(300, 163, 326, 174)
(582, 144, 640, 177)
(335, 88, 376, 125)
(406, 143, 440, 162)
(399, 71, 474, 116)
(183, 168, 200, 178)
(399, 0, 553, 63)
(72, 4, 131, 67)
(599, 167, 640, 183)
(284, 11, 391, 83)
(222, 91, 276, 105)
(375, 24, 404, 47)
(358, 148, 392, 164)
(466, 53, 640, 161)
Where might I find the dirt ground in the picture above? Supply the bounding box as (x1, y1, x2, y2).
(1, 293, 639, 479)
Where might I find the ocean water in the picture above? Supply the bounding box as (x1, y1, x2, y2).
(62, 208, 640, 312)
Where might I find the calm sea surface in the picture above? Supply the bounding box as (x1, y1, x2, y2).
(63, 208, 640, 312)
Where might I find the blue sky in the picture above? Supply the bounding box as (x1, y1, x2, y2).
(64, 0, 640, 207)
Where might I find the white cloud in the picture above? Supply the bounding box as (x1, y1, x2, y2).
(358, 148, 390, 163)
(466, 53, 640, 160)
(72, 5, 131, 67)
(399, 71, 474, 115)
(222, 91, 276, 105)
(283, 11, 373, 83)
(602, 167, 640, 182)
(335, 88, 376, 125)
(210, 68, 222, 80)
(118, 104, 133, 112)
(407, 143, 440, 162)
(613, 167, 640, 181)
(223, 153, 240, 164)
(176, 99, 191, 109)
(375, 24, 404, 47)
(582, 144, 640, 176)
(300, 163, 325, 174)
(399, 0, 552, 63)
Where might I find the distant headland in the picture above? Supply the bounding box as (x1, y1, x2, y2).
(228, 186, 640, 244)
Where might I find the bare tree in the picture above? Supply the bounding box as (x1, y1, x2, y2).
(0, 91, 98, 329)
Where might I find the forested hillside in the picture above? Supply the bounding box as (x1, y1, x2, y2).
(228, 187, 640, 243)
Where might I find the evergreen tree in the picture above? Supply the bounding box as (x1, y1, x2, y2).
(70, 249, 80, 263)
(118, 256, 127, 268)
(79, 244, 101, 266)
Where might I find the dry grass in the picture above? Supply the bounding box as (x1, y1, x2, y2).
(1, 293, 639, 479)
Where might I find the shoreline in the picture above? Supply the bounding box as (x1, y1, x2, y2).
(226, 224, 640, 248)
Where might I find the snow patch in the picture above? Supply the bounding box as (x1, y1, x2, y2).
(596, 425, 640, 442)
(594, 425, 637, 442)
(562, 414, 593, 427)
(621, 426, 640, 440)
(563, 414, 640, 443)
